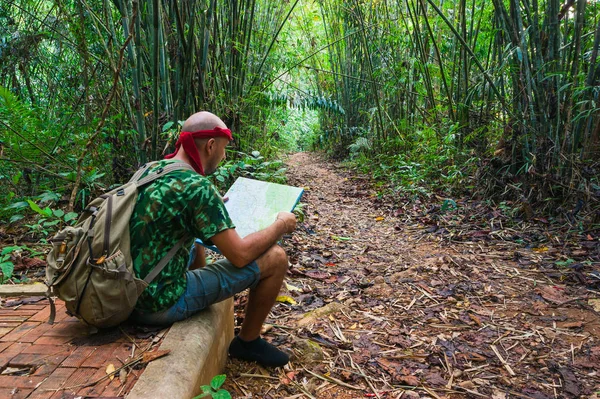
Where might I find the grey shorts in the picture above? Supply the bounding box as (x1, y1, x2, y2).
(132, 252, 260, 326)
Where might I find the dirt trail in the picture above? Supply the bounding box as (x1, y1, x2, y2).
(224, 152, 600, 399)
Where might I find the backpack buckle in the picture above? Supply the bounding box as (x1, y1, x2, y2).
(117, 188, 125, 196)
(156, 167, 164, 174)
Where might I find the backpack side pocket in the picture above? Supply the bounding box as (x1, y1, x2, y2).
(46, 227, 86, 286)
(77, 250, 147, 328)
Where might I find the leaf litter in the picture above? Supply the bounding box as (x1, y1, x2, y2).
(223, 152, 600, 399)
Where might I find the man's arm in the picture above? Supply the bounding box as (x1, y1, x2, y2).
(211, 212, 296, 268)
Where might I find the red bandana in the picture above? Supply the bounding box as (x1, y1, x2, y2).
(164, 127, 233, 175)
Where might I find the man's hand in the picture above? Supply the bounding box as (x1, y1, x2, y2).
(276, 212, 297, 234)
(211, 211, 297, 268)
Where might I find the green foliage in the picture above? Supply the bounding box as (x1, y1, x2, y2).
(14, 198, 79, 238)
(192, 374, 231, 399)
(27, 200, 53, 218)
(348, 137, 371, 158)
(0, 85, 79, 194)
(347, 119, 480, 198)
(0, 252, 14, 283)
(2, 187, 77, 230)
(0, 245, 37, 284)
(496, 201, 520, 218)
(440, 199, 458, 214)
(211, 151, 287, 192)
(293, 202, 306, 222)
(260, 107, 321, 152)
(555, 258, 576, 268)
(1, 0, 598, 222)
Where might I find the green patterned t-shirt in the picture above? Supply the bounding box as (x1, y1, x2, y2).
(129, 160, 235, 313)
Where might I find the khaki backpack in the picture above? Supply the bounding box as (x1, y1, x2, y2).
(46, 161, 195, 328)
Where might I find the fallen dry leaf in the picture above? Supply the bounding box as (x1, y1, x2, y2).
(397, 375, 419, 386)
(142, 349, 171, 363)
(260, 324, 273, 334)
(468, 313, 482, 326)
(491, 389, 507, 399)
(281, 370, 298, 385)
(285, 282, 302, 292)
(297, 302, 344, 327)
(559, 321, 584, 329)
(534, 285, 569, 304)
(105, 363, 115, 380)
(119, 368, 127, 384)
(276, 295, 297, 305)
(304, 270, 330, 280)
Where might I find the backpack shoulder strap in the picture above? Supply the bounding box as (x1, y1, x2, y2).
(143, 235, 189, 284)
(128, 161, 161, 183)
(135, 162, 196, 188)
(131, 161, 197, 283)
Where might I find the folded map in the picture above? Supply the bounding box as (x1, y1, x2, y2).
(196, 177, 304, 252)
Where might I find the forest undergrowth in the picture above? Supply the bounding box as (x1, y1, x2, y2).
(0, 151, 598, 398)
(221, 152, 600, 399)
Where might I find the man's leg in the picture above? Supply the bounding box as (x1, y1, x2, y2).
(238, 244, 288, 340)
(229, 244, 290, 367)
(133, 245, 286, 331)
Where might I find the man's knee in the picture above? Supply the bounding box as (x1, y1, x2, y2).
(269, 245, 288, 267)
(258, 245, 288, 276)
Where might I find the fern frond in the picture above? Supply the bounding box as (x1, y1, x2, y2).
(348, 137, 371, 154)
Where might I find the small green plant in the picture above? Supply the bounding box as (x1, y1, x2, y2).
(293, 201, 306, 222)
(0, 245, 31, 283)
(212, 158, 246, 188)
(555, 258, 576, 267)
(23, 200, 78, 237)
(239, 151, 287, 183)
(440, 199, 458, 214)
(348, 136, 371, 158)
(497, 201, 519, 218)
(211, 150, 287, 191)
(0, 252, 14, 284)
(192, 374, 231, 399)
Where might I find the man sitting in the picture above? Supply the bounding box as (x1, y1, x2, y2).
(129, 111, 296, 367)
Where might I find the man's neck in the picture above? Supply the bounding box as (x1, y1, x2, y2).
(170, 147, 207, 173)
(171, 149, 191, 165)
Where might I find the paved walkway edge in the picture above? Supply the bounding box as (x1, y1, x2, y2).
(126, 298, 234, 399)
(0, 283, 47, 296)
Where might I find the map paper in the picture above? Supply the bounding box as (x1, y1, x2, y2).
(196, 177, 304, 251)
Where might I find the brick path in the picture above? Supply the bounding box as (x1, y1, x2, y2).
(0, 297, 166, 398)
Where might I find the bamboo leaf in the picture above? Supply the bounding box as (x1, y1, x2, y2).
(27, 200, 52, 217)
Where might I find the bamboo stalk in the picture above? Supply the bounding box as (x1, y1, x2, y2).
(151, 0, 160, 159)
(68, 2, 137, 211)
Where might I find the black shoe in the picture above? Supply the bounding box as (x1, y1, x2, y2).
(228, 336, 289, 367)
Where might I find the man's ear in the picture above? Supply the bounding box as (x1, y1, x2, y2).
(206, 138, 216, 154)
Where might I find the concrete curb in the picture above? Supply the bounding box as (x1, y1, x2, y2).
(0, 283, 47, 296)
(126, 298, 234, 399)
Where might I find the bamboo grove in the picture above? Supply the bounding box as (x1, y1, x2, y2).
(1, 0, 301, 209)
(304, 0, 599, 205)
(0, 0, 599, 213)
